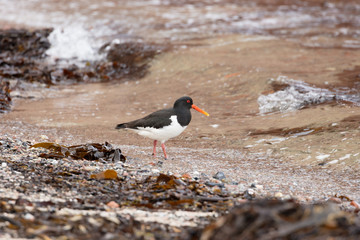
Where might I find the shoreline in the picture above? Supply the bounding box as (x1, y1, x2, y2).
(1, 6, 360, 236)
(1, 136, 359, 239)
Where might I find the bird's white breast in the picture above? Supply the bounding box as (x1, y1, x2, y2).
(133, 115, 187, 143)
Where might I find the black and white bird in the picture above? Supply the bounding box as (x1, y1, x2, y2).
(115, 96, 209, 159)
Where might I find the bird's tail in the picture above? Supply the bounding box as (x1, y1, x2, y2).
(115, 123, 126, 129)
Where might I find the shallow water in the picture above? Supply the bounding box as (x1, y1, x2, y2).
(1, 0, 360, 200)
(1, 0, 360, 58)
(1, 0, 359, 107)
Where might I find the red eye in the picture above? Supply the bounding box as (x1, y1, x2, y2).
(187, 100, 190, 103)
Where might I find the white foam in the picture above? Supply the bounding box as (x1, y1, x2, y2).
(232, 11, 313, 33)
(0, 1, 109, 66)
(258, 76, 335, 114)
(45, 25, 104, 66)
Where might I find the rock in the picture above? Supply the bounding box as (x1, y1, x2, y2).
(88, 217, 102, 227)
(350, 200, 360, 209)
(23, 213, 35, 221)
(328, 160, 339, 165)
(83, 166, 97, 171)
(174, 178, 187, 186)
(250, 183, 263, 190)
(106, 201, 119, 208)
(40, 135, 49, 140)
(213, 171, 226, 181)
(244, 188, 255, 200)
(192, 171, 200, 180)
(112, 149, 123, 163)
(274, 192, 283, 198)
(151, 169, 160, 174)
(205, 181, 225, 188)
(181, 173, 192, 179)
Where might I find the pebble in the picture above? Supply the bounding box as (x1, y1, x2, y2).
(103, 215, 120, 225)
(350, 200, 360, 209)
(40, 135, 49, 140)
(250, 183, 263, 190)
(173, 173, 181, 178)
(205, 181, 225, 188)
(174, 178, 187, 186)
(192, 171, 200, 179)
(106, 201, 120, 208)
(49, 159, 59, 165)
(244, 188, 255, 200)
(88, 217, 102, 227)
(274, 192, 283, 198)
(79, 224, 87, 233)
(151, 169, 160, 174)
(328, 160, 339, 165)
(213, 171, 226, 181)
(181, 173, 192, 179)
(70, 215, 83, 222)
(24, 213, 35, 221)
(83, 166, 97, 171)
(1, 162, 7, 168)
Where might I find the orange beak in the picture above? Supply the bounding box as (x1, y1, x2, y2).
(191, 104, 209, 117)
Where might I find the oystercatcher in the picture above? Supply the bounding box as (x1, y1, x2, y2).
(115, 96, 209, 159)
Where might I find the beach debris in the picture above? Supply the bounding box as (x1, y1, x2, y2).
(0, 80, 11, 112)
(201, 199, 360, 240)
(0, 28, 164, 86)
(90, 169, 118, 180)
(1, 137, 360, 239)
(31, 142, 126, 162)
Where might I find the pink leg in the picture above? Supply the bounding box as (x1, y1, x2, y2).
(152, 140, 157, 157)
(161, 143, 168, 160)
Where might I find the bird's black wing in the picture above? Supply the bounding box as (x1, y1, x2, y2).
(116, 108, 174, 129)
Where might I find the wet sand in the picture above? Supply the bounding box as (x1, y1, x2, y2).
(1, 34, 360, 201)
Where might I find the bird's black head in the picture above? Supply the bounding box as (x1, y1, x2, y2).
(173, 96, 193, 109)
(173, 96, 209, 116)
